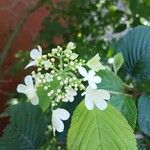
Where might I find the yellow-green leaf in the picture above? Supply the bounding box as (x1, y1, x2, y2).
(67, 102, 137, 150)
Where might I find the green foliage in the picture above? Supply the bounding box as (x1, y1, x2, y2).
(97, 70, 124, 92)
(38, 79, 60, 111)
(138, 94, 150, 136)
(67, 102, 137, 150)
(116, 26, 150, 82)
(7, 0, 150, 148)
(10, 51, 30, 75)
(110, 95, 137, 129)
(128, 0, 150, 20)
(97, 70, 137, 128)
(38, 85, 50, 112)
(113, 52, 124, 73)
(0, 103, 47, 150)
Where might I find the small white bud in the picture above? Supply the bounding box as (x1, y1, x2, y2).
(37, 68, 42, 72)
(44, 86, 48, 90)
(47, 92, 51, 96)
(60, 81, 64, 85)
(57, 89, 61, 93)
(66, 54, 70, 58)
(51, 58, 55, 62)
(50, 90, 54, 94)
(64, 80, 68, 84)
(64, 64, 67, 67)
(57, 76, 61, 80)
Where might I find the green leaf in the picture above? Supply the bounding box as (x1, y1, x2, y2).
(116, 25, 150, 84)
(0, 102, 47, 150)
(38, 79, 60, 111)
(97, 70, 137, 128)
(113, 52, 124, 73)
(67, 102, 137, 150)
(110, 94, 137, 129)
(97, 70, 124, 92)
(138, 94, 150, 136)
(38, 85, 50, 112)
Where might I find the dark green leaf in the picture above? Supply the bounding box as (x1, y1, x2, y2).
(110, 94, 137, 129)
(0, 102, 47, 150)
(116, 26, 150, 83)
(97, 70, 136, 128)
(138, 94, 150, 136)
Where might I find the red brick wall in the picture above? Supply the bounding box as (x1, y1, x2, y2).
(0, 0, 49, 133)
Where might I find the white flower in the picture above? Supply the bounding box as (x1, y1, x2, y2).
(44, 60, 51, 70)
(70, 53, 78, 60)
(25, 45, 42, 69)
(63, 87, 77, 102)
(78, 67, 101, 89)
(52, 108, 70, 135)
(104, 30, 113, 42)
(17, 75, 39, 105)
(45, 73, 52, 82)
(116, 0, 125, 12)
(66, 42, 76, 50)
(82, 86, 110, 110)
(87, 54, 105, 72)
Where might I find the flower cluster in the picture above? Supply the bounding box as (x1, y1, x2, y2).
(17, 42, 110, 135)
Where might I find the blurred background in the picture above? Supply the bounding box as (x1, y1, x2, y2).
(0, 0, 150, 139)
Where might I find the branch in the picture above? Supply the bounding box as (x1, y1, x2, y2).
(0, 0, 48, 76)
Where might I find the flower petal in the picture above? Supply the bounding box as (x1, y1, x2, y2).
(30, 94, 39, 105)
(88, 81, 97, 89)
(54, 108, 70, 121)
(69, 96, 74, 102)
(81, 91, 86, 96)
(88, 70, 96, 77)
(30, 48, 41, 60)
(66, 42, 76, 50)
(62, 97, 69, 102)
(25, 61, 36, 69)
(24, 75, 33, 87)
(85, 94, 94, 110)
(17, 84, 27, 93)
(71, 53, 78, 60)
(94, 99, 107, 110)
(97, 89, 110, 100)
(78, 67, 87, 77)
(52, 115, 64, 133)
(37, 45, 42, 55)
(93, 76, 102, 83)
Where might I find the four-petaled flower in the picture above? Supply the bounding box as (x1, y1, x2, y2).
(78, 67, 101, 89)
(63, 87, 77, 102)
(25, 45, 42, 69)
(17, 75, 39, 105)
(82, 86, 110, 110)
(52, 108, 70, 135)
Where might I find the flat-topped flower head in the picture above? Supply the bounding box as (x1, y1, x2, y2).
(52, 108, 70, 135)
(63, 87, 77, 102)
(78, 67, 101, 89)
(25, 45, 42, 69)
(17, 75, 39, 105)
(82, 86, 110, 110)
